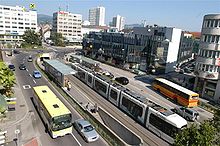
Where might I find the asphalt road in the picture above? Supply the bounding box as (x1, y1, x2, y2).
(98, 62, 213, 123)
(67, 75, 169, 146)
(12, 52, 108, 146)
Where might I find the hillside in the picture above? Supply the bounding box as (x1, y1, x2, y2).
(37, 14, 53, 25)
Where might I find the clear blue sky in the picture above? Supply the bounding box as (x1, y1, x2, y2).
(1, 0, 220, 31)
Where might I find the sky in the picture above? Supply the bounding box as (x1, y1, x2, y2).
(0, 0, 220, 31)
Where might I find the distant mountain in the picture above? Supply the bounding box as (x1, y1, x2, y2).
(124, 24, 144, 29)
(37, 14, 53, 25)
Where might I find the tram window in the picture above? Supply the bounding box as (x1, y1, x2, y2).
(78, 70, 85, 80)
(88, 75, 92, 83)
(94, 80, 107, 94)
(149, 114, 178, 137)
(110, 89, 118, 101)
(122, 95, 143, 118)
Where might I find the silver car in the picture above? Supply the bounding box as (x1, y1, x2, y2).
(73, 119, 99, 142)
(174, 106, 199, 121)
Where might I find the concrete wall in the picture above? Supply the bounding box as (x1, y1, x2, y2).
(98, 107, 143, 146)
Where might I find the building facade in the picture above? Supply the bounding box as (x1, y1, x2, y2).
(194, 14, 220, 103)
(177, 32, 199, 63)
(88, 6, 105, 26)
(52, 11, 82, 43)
(111, 15, 125, 31)
(133, 26, 182, 74)
(0, 5, 37, 42)
(83, 25, 182, 74)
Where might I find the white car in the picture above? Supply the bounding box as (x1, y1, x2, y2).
(73, 119, 99, 142)
(174, 106, 199, 121)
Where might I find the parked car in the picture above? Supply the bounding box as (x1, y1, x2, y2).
(33, 70, 41, 79)
(19, 63, 26, 70)
(173, 106, 199, 121)
(28, 56, 33, 62)
(8, 64, 15, 71)
(115, 77, 129, 85)
(73, 119, 99, 142)
(102, 71, 114, 79)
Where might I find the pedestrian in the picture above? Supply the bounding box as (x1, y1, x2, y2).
(67, 81, 71, 91)
(94, 103, 98, 113)
(86, 102, 90, 109)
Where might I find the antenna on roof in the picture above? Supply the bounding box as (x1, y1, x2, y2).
(59, 6, 61, 11)
(66, 5, 68, 12)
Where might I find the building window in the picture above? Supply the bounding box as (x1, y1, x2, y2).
(210, 20, 214, 27)
(25, 23, 30, 25)
(5, 26, 10, 28)
(204, 88, 215, 97)
(18, 22, 23, 25)
(5, 21, 10, 24)
(214, 20, 218, 27)
(207, 20, 210, 27)
(12, 22, 17, 24)
(12, 26, 17, 28)
(216, 36, 219, 44)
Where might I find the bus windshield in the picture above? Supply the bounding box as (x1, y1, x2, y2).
(52, 114, 72, 131)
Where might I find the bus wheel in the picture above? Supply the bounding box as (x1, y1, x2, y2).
(157, 88, 160, 93)
(174, 98, 178, 103)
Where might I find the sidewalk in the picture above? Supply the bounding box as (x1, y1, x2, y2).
(0, 52, 39, 145)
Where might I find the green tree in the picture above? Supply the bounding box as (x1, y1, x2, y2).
(0, 62, 16, 97)
(173, 124, 200, 146)
(212, 108, 220, 145)
(50, 32, 65, 46)
(22, 29, 42, 46)
(173, 122, 216, 146)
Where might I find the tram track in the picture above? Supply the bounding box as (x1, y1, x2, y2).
(68, 75, 169, 146)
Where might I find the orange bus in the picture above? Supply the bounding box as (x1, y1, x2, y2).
(152, 78, 199, 107)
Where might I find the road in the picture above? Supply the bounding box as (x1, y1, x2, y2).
(98, 62, 213, 123)
(67, 75, 169, 146)
(12, 52, 108, 146)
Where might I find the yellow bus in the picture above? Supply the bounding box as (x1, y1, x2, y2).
(32, 86, 72, 138)
(152, 78, 199, 107)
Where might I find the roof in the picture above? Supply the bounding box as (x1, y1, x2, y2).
(166, 114, 187, 128)
(44, 59, 76, 75)
(70, 55, 98, 65)
(190, 32, 201, 39)
(155, 78, 198, 95)
(33, 86, 71, 117)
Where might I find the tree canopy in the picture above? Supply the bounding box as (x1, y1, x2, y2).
(22, 29, 42, 46)
(174, 108, 220, 146)
(50, 32, 65, 46)
(0, 62, 16, 97)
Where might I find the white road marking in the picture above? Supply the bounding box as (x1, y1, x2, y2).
(26, 69, 29, 72)
(71, 133, 82, 146)
(33, 79, 36, 84)
(29, 74, 32, 77)
(22, 85, 31, 89)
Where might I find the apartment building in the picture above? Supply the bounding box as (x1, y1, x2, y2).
(111, 15, 125, 31)
(83, 25, 182, 74)
(0, 5, 37, 42)
(88, 7, 105, 26)
(133, 26, 182, 74)
(194, 14, 220, 103)
(53, 11, 82, 43)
